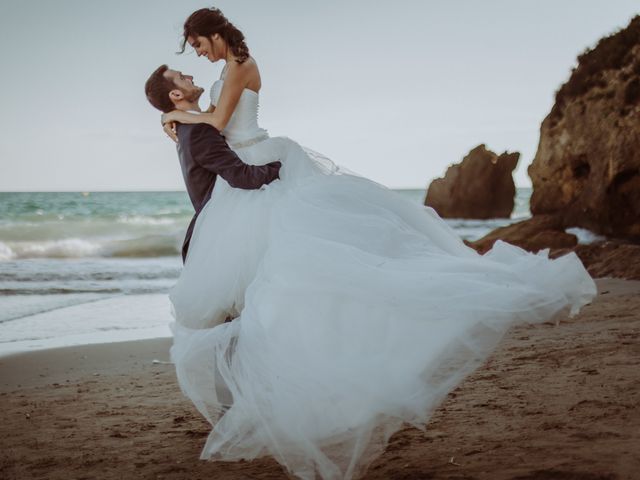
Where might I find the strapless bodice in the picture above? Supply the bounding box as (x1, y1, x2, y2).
(210, 79, 268, 147)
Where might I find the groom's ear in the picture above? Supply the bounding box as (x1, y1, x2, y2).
(169, 89, 184, 103)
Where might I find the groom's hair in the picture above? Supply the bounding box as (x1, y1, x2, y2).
(145, 64, 176, 113)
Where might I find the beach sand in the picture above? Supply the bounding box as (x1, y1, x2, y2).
(1, 278, 639, 479)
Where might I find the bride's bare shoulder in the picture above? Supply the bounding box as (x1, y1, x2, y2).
(227, 56, 261, 89)
(228, 56, 259, 74)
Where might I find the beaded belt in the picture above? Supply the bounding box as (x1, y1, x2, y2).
(230, 133, 269, 150)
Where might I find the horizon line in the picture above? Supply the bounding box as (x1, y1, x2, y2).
(0, 185, 534, 194)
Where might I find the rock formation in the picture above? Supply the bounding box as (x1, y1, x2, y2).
(425, 145, 519, 219)
(528, 15, 640, 240)
(467, 218, 640, 280)
(467, 214, 577, 254)
(443, 17, 640, 278)
(553, 240, 640, 280)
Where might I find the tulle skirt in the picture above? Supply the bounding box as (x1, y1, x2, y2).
(169, 136, 597, 480)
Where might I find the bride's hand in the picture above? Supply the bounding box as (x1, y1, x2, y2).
(161, 111, 180, 125)
(161, 112, 178, 143)
(163, 121, 178, 143)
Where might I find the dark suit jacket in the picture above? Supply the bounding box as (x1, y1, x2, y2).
(176, 123, 281, 262)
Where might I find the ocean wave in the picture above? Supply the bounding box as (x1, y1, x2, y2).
(116, 215, 179, 226)
(565, 227, 607, 245)
(101, 235, 182, 257)
(442, 217, 519, 241)
(0, 239, 100, 259)
(0, 216, 188, 241)
(0, 287, 122, 295)
(0, 234, 182, 260)
(0, 286, 169, 295)
(0, 242, 14, 261)
(0, 269, 180, 282)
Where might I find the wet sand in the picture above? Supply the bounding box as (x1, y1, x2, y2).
(1, 278, 639, 479)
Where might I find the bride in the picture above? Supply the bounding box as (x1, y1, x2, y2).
(159, 7, 597, 480)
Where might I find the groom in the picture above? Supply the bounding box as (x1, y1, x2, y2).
(144, 65, 281, 263)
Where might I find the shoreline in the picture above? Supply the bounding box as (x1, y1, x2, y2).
(0, 293, 173, 360)
(0, 328, 172, 362)
(0, 337, 172, 393)
(1, 277, 639, 479)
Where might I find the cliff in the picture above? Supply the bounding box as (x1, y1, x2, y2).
(528, 15, 640, 239)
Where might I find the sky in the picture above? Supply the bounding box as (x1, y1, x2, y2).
(0, 0, 638, 191)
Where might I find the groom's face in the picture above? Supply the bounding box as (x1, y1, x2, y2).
(164, 69, 204, 105)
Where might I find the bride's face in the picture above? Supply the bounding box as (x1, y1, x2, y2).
(188, 35, 224, 62)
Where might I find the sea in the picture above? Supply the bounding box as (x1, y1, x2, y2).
(0, 188, 535, 356)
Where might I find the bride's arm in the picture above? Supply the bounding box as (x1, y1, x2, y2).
(162, 63, 250, 132)
(162, 104, 216, 141)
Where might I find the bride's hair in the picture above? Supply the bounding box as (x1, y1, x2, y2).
(179, 7, 249, 63)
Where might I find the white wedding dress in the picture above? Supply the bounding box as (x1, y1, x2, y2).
(168, 74, 597, 480)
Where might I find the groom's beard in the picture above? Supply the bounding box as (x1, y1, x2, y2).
(182, 87, 204, 103)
